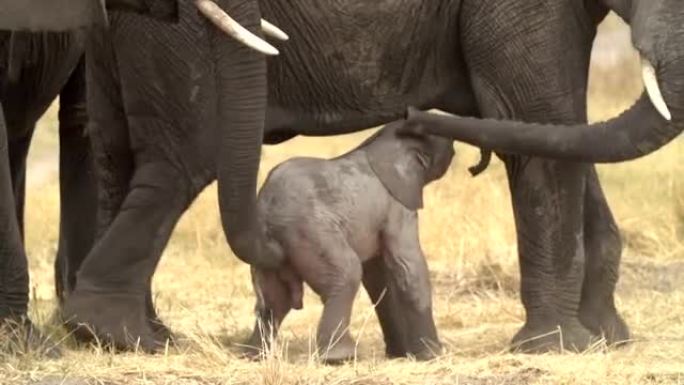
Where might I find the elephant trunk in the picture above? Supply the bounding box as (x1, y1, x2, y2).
(405, 0, 684, 164)
(405, 91, 681, 163)
(209, 0, 283, 268)
(405, 54, 684, 163)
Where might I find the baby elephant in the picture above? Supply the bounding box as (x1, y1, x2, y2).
(244, 120, 454, 363)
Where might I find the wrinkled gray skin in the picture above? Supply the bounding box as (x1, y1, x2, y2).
(48, 0, 664, 354)
(257, 0, 629, 354)
(245, 122, 452, 363)
(0, 30, 94, 358)
(60, 0, 627, 355)
(61, 0, 277, 352)
(0, 0, 183, 353)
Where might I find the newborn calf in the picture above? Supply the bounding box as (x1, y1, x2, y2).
(245, 120, 455, 363)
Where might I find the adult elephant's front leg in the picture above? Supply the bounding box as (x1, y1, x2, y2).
(506, 156, 594, 352)
(579, 167, 629, 345)
(0, 107, 59, 357)
(0, 107, 28, 323)
(62, 160, 193, 352)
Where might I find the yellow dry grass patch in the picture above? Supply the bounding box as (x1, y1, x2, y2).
(3, 14, 683, 385)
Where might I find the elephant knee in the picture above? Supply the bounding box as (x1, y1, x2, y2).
(338, 261, 363, 294)
(586, 222, 622, 268)
(385, 257, 431, 312)
(124, 163, 193, 211)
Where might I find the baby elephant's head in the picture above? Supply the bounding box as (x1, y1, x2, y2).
(364, 120, 455, 211)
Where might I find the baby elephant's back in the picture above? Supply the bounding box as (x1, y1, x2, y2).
(258, 154, 391, 259)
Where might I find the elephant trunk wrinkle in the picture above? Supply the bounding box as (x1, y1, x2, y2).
(211, 0, 283, 269)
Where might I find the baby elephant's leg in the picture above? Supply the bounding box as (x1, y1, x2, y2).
(301, 241, 362, 364)
(244, 267, 296, 358)
(382, 211, 442, 360)
(362, 257, 409, 358)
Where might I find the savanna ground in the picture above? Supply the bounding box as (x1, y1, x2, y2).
(3, 14, 684, 385)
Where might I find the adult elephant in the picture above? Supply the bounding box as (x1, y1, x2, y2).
(0, 0, 276, 353)
(59, 0, 285, 352)
(0, 30, 95, 353)
(0, 0, 182, 354)
(63, 0, 681, 355)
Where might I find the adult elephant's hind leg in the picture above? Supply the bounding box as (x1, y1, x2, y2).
(0, 108, 28, 321)
(62, 161, 194, 352)
(55, 57, 97, 304)
(0, 108, 58, 357)
(578, 167, 629, 346)
(507, 157, 595, 353)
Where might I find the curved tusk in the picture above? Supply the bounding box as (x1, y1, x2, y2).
(195, 0, 279, 56)
(641, 57, 672, 121)
(261, 19, 289, 41)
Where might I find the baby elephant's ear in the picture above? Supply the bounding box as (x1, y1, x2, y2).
(366, 135, 426, 211)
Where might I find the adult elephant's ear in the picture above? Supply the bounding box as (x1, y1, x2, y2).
(365, 125, 426, 211)
(0, 0, 107, 31)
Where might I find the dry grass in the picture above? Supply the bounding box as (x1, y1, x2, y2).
(3, 14, 683, 385)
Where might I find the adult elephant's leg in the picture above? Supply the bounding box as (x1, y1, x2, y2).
(505, 156, 593, 352)
(63, 159, 195, 352)
(61, 24, 174, 349)
(84, 45, 168, 342)
(54, 57, 97, 303)
(0, 107, 58, 356)
(7, 134, 31, 240)
(459, 0, 604, 353)
(82, 24, 169, 341)
(0, 107, 28, 322)
(578, 167, 629, 345)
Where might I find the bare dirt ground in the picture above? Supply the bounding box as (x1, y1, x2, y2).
(2, 13, 683, 385)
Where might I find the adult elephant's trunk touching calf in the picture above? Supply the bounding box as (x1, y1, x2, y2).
(405, 55, 684, 163)
(406, 0, 684, 164)
(198, 0, 284, 268)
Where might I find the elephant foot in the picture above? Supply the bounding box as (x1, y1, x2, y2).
(511, 319, 596, 353)
(319, 333, 356, 364)
(385, 344, 408, 359)
(579, 305, 630, 347)
(62, 289, 169, 353)
(383, 337, 442, 361)
(148, 317, 174, 344)
(407, 338, 442, 361)
(0, 316, 61, 358)
(239, 328, 273, 360)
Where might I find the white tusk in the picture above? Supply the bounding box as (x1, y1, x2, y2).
(641, 56, 672, 121)
(261, 19, 289, 41)
(195, 0, 279, 56)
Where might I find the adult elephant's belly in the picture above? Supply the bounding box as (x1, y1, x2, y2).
(260, 0, 476, 143)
